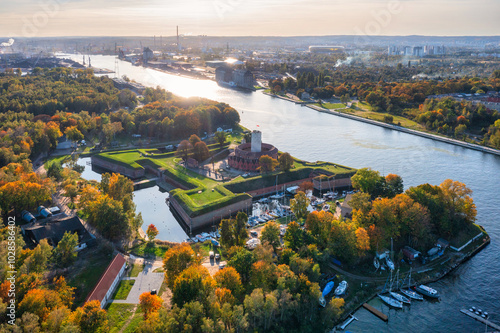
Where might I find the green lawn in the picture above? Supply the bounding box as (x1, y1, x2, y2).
(112, 280, 135, 300)
(44, 155, 71, 168)
(349, 102, 425, 130)
(127, 262, 144, 277)
(107, 303, 139, 333)
(316, 102, 346, 109)
(122, 308, 144, 333)
(130, 242, 170, 259)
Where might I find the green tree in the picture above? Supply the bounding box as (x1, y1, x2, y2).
(260, 221, 281, 251)
(227, 247, 255, 283)
(52, 231, 78, 268)
(64, 126, 84, 143)
(215, 131, 226, 147)
(351, 167, 385, 198)
(290, 191, 310, 220)
(284, 221, 304, 251)
(278, 152, 294, 172)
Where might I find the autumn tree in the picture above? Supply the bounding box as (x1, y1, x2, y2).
(65, 126, 84, 143)
(259, 155, 279, 173)
(163, 243, 197, 289)
(278, 152, 294, 172)
(71, 300, 109, 333)
(175, 140, 193, 162)
(193, 141, 210, 162)
(172, 265, 214, 307)
(19, 288, 63, 322)
(260, 221, 281, 251)
(214, 267, 243, 300)
(146, 224, 159, 242)
(139, 292, 163, 319)
(385, 173, 404, 198)
(189, 134, 201, 147)
(290, 191, 310, 220)
(52, 231, 78, 267)
(298, 181, 314, 193)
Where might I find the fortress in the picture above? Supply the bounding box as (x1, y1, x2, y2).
(228, 130, 278, 172)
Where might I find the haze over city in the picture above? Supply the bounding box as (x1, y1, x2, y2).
(1, 0, 500, 37)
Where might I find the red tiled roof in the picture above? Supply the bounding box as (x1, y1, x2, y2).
(86, 253, 126, 304)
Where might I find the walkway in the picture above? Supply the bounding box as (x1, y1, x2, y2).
(111, 261, 164, 304)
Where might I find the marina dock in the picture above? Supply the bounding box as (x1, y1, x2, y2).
(339, 314, 358, 330)
(460, 309, 500, 330)
(363, 303, 388, 322)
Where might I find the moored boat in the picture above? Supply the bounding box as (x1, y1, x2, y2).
(400, 288, 423, 301)
(414, 284, 440, 299)
(390, 291, 411, 305)
(378, 294, 403, 309)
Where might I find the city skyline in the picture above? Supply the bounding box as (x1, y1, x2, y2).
(1, 0, 499, 38)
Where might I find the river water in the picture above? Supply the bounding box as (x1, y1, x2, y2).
(61, 54, 500, 332)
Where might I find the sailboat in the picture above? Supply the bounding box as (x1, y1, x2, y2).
(319, 281, 335, 307)
(399, 267, 423, 301)
(389, 270, 411, 305)
(378, 270, 403, 309)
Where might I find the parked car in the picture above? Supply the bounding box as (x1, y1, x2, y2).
(219, 263, 226, 270)
(209, 251, 214, 259)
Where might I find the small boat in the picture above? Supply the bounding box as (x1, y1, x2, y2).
(314, 199, 325, 206)
(335, 281, 348, 296)
(390, 291, 411, 305)
(322, 204, 330, 211)
(378, 294, 403, 309)
(373, 257, 380, 270)
(211, 239, 220, 247)
(400, 288, 423, 301)
(414, 285, 440, 299)
(386, 258, 395, 271)
(322, 281, 335, 298)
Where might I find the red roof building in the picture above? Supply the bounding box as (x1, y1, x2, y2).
(86, 253, 127, 308)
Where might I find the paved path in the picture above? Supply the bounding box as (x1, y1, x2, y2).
(112, 262, 164, 304)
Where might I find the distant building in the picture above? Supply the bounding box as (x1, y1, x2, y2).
(309, 46, 345, 54)
(215, 66, 254, 90)
(86, 253, 127, 308)
(142, 47, 153, 64)
(228, 130, 278, 172)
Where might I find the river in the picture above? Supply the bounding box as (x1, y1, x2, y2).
(61, 54, 500, 332)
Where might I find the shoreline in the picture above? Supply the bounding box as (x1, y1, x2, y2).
(334, 230, 491, 329)
(305, 104, 500, 157)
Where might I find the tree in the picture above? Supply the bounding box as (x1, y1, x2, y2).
(351, 168, 385, 198)
(193, 141, 210, 162)
(215, 131, 226, 147)
(284, 221, 304, 251)
(146, 224, 159, 242)
(298, 181, 314, 193)
(189, 134, 201, 147)
(139, 292, 163, 319)
(172, 265, 214, 307)
(47, 162, 64, 181)
(18, 288, 63, 322)
(163, 243, 197, 289)
(52, 231, 78, 267)
(219, 213, 248, 248)
(384, 173, 404, 198)
(260, 221, 281, 251)
(355, 227, 370, 254)
(290, 191, 310, 220)
(72, 300, 109, 333)
(259, 155, 278, 173)
(87, 195, 131, 241)
(227, 247, 255, 283)
(23, 239, 52, 274)
(65, 126, 84, 143)
(278, 152, 293, 172)
(175, 140, 193, 162)
(214, 267, 243, 299)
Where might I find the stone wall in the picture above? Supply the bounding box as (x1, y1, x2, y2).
(169, 195, 253, 233)
(91, 156, 145, 179)
(313, 177, 352, 191)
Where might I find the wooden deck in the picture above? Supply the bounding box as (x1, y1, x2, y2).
(363, 303, 388, 322)
(460, 309, 500, 330)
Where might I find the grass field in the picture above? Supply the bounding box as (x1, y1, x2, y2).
(349, 102, 425, 131)
(112, 280, 135, 300)
(127, 262, 144, 277)
(316, 102, 346, 109)
(107, 303, 138, 333)
(130, 242, 170, 259)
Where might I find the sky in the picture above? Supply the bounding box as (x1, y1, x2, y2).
(1, 0, 499, 37)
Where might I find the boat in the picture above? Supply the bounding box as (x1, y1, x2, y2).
(390, 291, 411, 305)
(335, 281, 348, 296)
(211, 239, 220, 247)
(414, 284, 440, 299)
(378, 294, 403, 309)
(400, 267, 423, 301)
(385, 257, 395, 271)
(373, 257, 380, 270)
(322, 204, 330, 211)
(322, 281, 335, 298)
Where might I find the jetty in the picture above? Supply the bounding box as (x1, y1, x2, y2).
(460, 309, 500, 330)
(363, 303, 388, 322)
(339, 314, 358, 330)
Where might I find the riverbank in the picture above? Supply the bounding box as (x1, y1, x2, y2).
(333, 227, 491, 328)
(306, 104, 500, 157)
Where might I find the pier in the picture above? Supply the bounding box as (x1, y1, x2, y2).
(460, 309, 500, 330)
(339, 314, 358, 330)
(362, 303, 388, 322)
